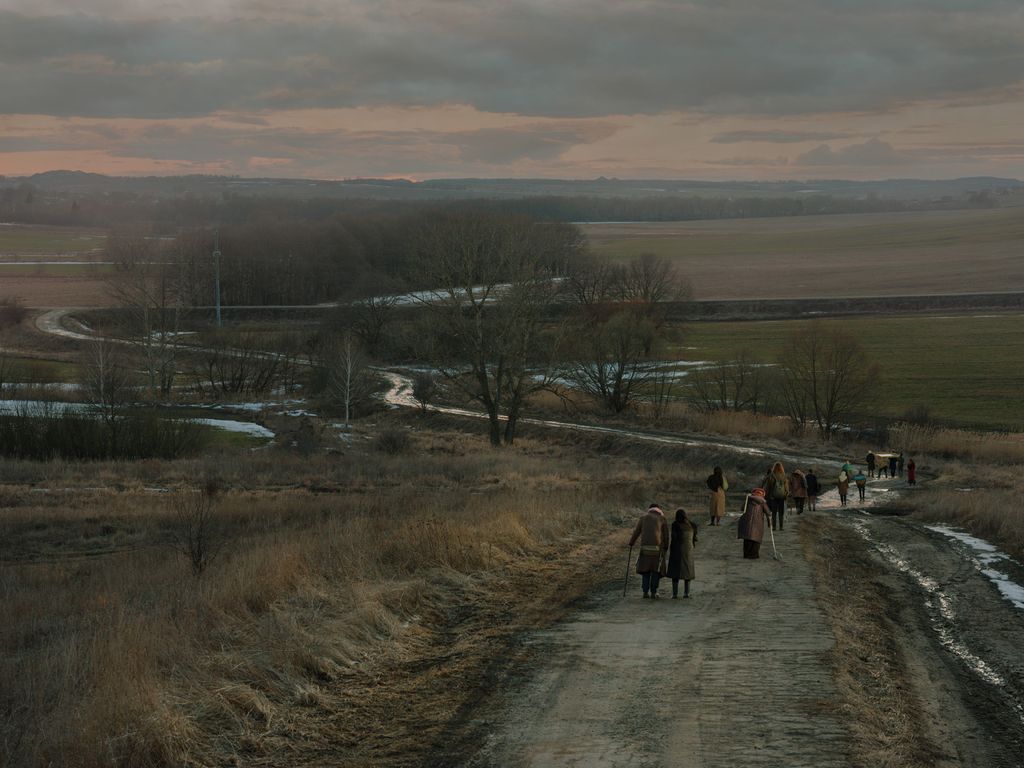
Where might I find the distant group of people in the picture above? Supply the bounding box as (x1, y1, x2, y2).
(629, 454, 923, 593)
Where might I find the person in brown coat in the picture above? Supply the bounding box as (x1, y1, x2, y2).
(737, 488, 771, 559)
(629, 503, 670, 598)
(789, 469, 807, 515)
(706, 466, 728, 526)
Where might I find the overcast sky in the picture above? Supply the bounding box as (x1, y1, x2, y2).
(2, 0, 1023, 180)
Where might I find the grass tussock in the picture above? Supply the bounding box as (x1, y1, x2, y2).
(3, 425, 704, 768)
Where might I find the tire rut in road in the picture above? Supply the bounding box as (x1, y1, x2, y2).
(841, 511, 1024, 766)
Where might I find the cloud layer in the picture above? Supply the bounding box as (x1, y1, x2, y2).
(2, 1, 1024, 179)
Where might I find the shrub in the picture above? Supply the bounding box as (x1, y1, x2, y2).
(374, 428, 411, 455)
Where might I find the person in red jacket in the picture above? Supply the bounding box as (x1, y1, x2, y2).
(907, 459, 917, 486)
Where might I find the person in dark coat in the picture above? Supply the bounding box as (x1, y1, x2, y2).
(907, 459, 917, 485)
(805, 468, 820, 511)
(762, 461, 789, 531)
(668, 509, 697, 598)
(898, 452, 905, 476)
(629, 504, 670, 598)
(888, 454, 898, 478)
(737, 488, 771, 559)
(853, 469, 867, 501)
(866, 452, 876, 477)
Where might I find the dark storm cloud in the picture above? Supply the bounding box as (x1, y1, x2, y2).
(2, 0, 1023, 120)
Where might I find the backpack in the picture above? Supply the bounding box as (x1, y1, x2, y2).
(770, 476, 787, 499)
(706, 474, 720, 491)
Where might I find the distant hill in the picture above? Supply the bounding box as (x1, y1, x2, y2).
(6, 171, 1021, 203)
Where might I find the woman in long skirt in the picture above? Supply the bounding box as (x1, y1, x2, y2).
(737, 489, 771, 559)
(706, 466, 728, 526)
(668, 509, 698, 597)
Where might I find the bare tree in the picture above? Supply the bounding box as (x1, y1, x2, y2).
(565, 310, 659, 413)
(412, 372, 437, 414)
(107, 233, 183, 398)
(318, 331, 372, 424)
(171, 479, 224, 577)
(413, 212, 579, 445)
(189, 333, 297, 397)
(80, 339, 132, 451)
(687, 350, 771, 414)
(561, 252, 690, 413)
(777, 324, 881, 437)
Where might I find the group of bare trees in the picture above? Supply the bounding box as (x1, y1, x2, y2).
(687, 326, 880, 437)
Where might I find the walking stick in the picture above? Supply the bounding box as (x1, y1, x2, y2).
(767, 515, 782, 562)
(623, 544, 633, 597)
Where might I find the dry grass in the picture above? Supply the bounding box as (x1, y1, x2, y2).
(0, 277, 113, 308)
(888, 422, 1024, 465)
(3, 423, 721, 767)
(902, 463, 1024, 560)
(801, 515, 942, 768)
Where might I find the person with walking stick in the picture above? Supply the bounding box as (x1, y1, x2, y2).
(737, 488, 771, 559)
(628, 503, 670, 599)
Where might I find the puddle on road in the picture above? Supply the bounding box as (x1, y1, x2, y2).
(849, 518, 1024, 725)
(924, 524, 1024, 612)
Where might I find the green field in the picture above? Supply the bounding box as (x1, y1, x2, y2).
(678, 313, 1024, 430)
(0, 225, 107, 254)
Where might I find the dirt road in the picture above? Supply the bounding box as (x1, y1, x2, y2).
(449, 480, 1024, 768)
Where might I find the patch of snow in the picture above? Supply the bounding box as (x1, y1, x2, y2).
(192, 418, 275, 439)
(925, 524, 1024, 612)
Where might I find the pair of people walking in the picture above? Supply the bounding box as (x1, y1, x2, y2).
(629, 504, 697, 599)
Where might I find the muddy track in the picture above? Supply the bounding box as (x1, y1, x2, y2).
(433, 480, 1024, 768)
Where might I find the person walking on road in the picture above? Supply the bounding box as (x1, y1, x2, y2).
(888, 454, 898, 478)
(907, 458, 917, 485)
(629, 504, 670, 599)
(790, 468, 807, 515)
(763, 461, 789, 531)
(837, 469, 850, 507)
(737, 488, 771, 559)
(668, 509, 697, 598)
(866, 451, 876, 477)
(805, 468, 820, 511)
(706, 466, 728, 526)
(898, 452, 905, 476)
(853, 468, 867, 502)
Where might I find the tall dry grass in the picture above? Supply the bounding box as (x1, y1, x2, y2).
(888, 422, 1024, 465)
(904, 462, 1024, 559)
(4, 425, 713, 768)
